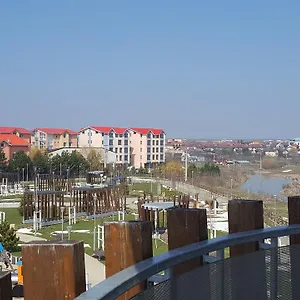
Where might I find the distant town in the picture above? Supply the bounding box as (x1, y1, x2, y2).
(1, 126, 300, 171)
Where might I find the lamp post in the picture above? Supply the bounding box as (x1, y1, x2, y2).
(22, 168, 25, 183)
(26, 163, 29, 181)
(60, 207, 65, 240)
(93, 193, 97, 250)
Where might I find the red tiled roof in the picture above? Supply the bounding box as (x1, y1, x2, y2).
(0, 127, 31, 134)
(89, 126, 128, 134)
(34, 128, 77, 135)
(0, 134, 29, 146)
(130, 128, 164, 135)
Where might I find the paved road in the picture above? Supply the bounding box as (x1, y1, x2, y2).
(17, 233, 106, 287)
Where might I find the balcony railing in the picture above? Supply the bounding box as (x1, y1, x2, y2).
(75, 225, 300, 300)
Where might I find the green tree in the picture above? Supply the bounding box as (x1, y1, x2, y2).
(200, 163, 220, 176)
(31, 149, 50, 173)
(0, 149, 7, 172)
(8, 150, 33, 174)
(0, 221, 20, 252)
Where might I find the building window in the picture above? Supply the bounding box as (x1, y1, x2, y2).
(124, 155, 128, 161)
(115, 134, 118, 138)
(160, 133, 164, 138)
(118, 140, 122, 145)
(152, 140, 155, 145)
(152, 154, 155, 160)
(119, 148, 122, 153)
(147, 147, 151, 153)
(147, 140, 151, 146)
(69, 142, 72, 147)
(119, 134, 123, 138)
(124, 147, 128, 153)
(152, 147, 155, 152)
(147, 155, 151, 161)
(156, 135, 159, 138)
(109, 147, 113, 152)
(119, 155, 123, 161)
(140, 148, 142, 152)
(20, 134, 24, 137)
(115, 148, 118, 153)
(0, 142, 4, 148)
(63, 142, 66, 147)
(109, 132, 114, 138)
(124, 140, 128, 146)
(147, 133, 151, 138)
(160, 147, 163, 152)
(109, 139, 113, 146)
(140, 140, 142, 145)
(102, 141, 104, 145)
(160, 140, 164, 146)
(140, 155, 142, 159)
(156, 140, 159, 145)
(160, 154, 164, 160)
(156, 155, 158, 160)
(124, 132, 128, 138)
(156, 147, 158, 152)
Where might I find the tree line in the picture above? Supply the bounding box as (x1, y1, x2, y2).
(0, 147, 105, 179)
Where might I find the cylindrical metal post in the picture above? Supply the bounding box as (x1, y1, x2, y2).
(22, 241, 86, 300)
(105, 221, 153, 300)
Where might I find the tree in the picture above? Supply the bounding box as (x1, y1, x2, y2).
(0, 221, 20, 252)
(31, 149, 50, 174)
(9, 150, 33, 174)
(200, 163, 220, 176)
(86, 149, 103, 171)
(0, 149, 7, 172)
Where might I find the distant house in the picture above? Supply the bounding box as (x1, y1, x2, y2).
(0, 127, 32, 144)
(31, 128, 78, 150)
(0, 134, 30, 160)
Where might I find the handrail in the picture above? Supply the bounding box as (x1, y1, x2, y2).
(75, 225, 300, 300)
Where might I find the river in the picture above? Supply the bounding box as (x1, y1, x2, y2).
(241, 174, 292, 200)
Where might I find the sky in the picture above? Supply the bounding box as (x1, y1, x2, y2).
(1, 1, 300, 139)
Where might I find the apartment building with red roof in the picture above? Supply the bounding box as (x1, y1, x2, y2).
(0, 134, 30, 160)
(78, 126, 166, 168)
(0, 126, 32, 144)
(31, 128, 78, 150)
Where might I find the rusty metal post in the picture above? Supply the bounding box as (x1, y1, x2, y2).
(22, 241, 86, 300)
(0, 271, 12, 300)
(167, 208, 208, 276)
(105, 221, 153, 300)
(228, 199, 266, 299)
(228, 199, 264, 256)
(288, 196, 300, 298)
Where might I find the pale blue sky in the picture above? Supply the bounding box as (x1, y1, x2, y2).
(1, 1, 299, 139)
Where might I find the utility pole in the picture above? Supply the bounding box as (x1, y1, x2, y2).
(93, 194, 97, 251)
(259, 151, 262, 170)
(184, 151, 188, 182)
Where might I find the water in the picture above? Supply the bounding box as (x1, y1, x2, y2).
(241, 174, 292, 200)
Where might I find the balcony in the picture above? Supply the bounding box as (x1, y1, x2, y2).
(74, 197, 300, 300)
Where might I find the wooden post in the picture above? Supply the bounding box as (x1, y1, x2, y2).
(228, 199, 266, 299)
(0, 271, 12, 300)
(228, 199, 264, 256)
(167, 208, 208, 276)
(288, 196, 300, 298)
(22, 241, 86, 300)
(105, 221, 153, 300)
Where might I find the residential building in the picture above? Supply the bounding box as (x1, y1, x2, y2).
(49, 147, 117, 164)
(129, 128, 166, 169)
(78, 126, 130, 165)
(31, 128, 78, 150)
(0, 127, 32, 144)
(0, 134, 30, 160)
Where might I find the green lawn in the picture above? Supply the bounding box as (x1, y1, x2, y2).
(0, 208, 23, 227)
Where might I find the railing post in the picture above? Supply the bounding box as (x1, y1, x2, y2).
(288, 196, 300, 298)
(228, 199, 267, 300)
(0, 271, 12, 300)
(167, 208, 209, 299)
(22, 241, 86, 300)
(104, 221, 153, 300)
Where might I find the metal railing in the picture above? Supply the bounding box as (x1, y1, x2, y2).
(75, 225, 300, 300)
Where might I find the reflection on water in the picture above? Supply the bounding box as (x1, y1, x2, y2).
(241, 174, 292, 200)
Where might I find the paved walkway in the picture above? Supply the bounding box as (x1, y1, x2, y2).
(17, 232, 106, 287)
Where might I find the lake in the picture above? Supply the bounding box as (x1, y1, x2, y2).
(241, 174, 292, 200)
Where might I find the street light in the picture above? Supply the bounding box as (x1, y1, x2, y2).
(60, 207, 65, 240)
